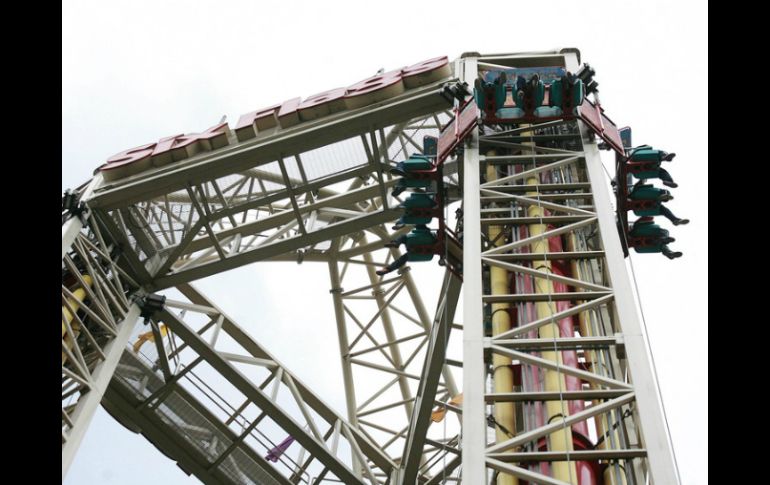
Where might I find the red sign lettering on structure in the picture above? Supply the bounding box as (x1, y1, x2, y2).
(100, 55, 451, 181)
(235, 104, 280, 142)
(298, 87, 348, 122)
(100, 123, 232, 182)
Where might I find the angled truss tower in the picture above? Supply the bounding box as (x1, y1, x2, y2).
(62, 49, 679, 485)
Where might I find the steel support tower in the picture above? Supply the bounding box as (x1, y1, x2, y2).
(62, 49, 679, 485)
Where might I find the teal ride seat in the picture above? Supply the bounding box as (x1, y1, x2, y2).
(632, 204, 661, 217)
(535, 79, 563, 117)
(551, 79, 563, 106)
(403, 154, 433, 171)
(627, 147, 665, 179)
(629, 184, 669, 201)
(628, 184, 668, 216)
(405, 226, 437, 262)
(631, 148, 665, 162)
(474, 74, 507, 114)
(536, 76, 584, 117)
(402, 179, 432, 188)
(407, 252, 435, 262)
(629, 219, 669, 254)
(496, 87, 524, 119)
(396, 154, 434, 188)
(396, 193, 437, 225)
(399, 214, 432, 225)
(473, 87, 485, 110)
(626, 145, 676, 184)
(629, 146, 674, 163)
(570, 79, 584, 112)
(629, 219, 669, 239)
(400, 192, 436, 209)
(405, 226, 437, 247)
(627, 164, 659, 180)
(423, 136, 438, 157)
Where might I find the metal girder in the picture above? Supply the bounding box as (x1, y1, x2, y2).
(62, 303, 141, 479)
(485, 390, 631, 403)
(480, 156, 581, 188)
(491, 336, 618, 351)
(460, 55, 486, 485)
(486, 459, 571, 485)
(62, 175, 102, 258)
(62, 211, 141, 478)
(150, 208, 401, 290)
(104, 350, 292, 485)
(86, 80, 455, 210)
(103, 387, 230, 485)
(481, 257, 610, 292)
(452, 50, 679, 485)
(325, 213, 464, 480)
(579, 92, 681, 485)
(488, 345, 632, 390)
(135, 282, 403, 484)
(487, 393, 637, 454)
(62, 215, 85, 260)
(90, 113, 454, 292)
(487, 449, 648, 462)
(492, 294, 615, 340)
(400, 271, 462, 484)
(424, 456, 461, 485)
(156, 306, 367, 484)
(172, 176, 398, 259)
(174, 283, 395, 474)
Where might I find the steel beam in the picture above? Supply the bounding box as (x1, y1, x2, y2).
(87, 81, 454, 210)
(157, 307, 366, 485)
(581, 117, 680, 485)
(62, 303, 141, 479)
(150, 209, 400, 289)
(459, 54, 487, 485)
(400, 271, 462, 484)
(175, 283, 395, 475)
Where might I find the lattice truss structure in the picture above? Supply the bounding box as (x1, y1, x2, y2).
(62, 50, 678, 485)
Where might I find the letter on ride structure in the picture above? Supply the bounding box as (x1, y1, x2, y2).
(97, 55, 451, 182)
(344, 69, 405, 110)
(150, 135, 183, 167)
(101, 142, 157, 182)
(165, 122, 231, 162)
(100, 123, 232, 181)
(298, 87, 347, 121)
(235, 104, 281, 141)
(401, 56, 450, 88)
(277, 97, 302, 129)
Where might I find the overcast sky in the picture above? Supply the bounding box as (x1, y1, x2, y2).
(63, 1, 707, 484)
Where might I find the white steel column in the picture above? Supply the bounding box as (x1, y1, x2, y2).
(562, 49, 679, 485)
(62, 302, 141, 479)
(460, 55, 487, 484)
(62, 216, 84, 260)
(327, 251, 362, 477)
(581, 140, 679, 485)
(400, 270, 459, 397)
(363, 252, 415, 418)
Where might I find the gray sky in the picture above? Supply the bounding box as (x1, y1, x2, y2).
(63, 1, 707, 483)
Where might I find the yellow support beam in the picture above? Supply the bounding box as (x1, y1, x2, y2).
(486, 152, 519, 485)
(523, 132, 577, 484)
(62, 275, 93, 365)
(133, 324, 169, 354)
